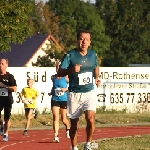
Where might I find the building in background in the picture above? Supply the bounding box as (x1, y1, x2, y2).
(0, 34, 63, 67)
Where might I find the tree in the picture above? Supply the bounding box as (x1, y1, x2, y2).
(31, 1, 64, 67)
(46, 0, 110, 65)
(42, 4, 59, 40)
(32, 42, 64, 67)
(0, 0, 34, 52)
(30, 1, 49, 35)
(96, 0, 150, 66)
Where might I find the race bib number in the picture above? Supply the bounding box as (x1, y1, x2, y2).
(78, 72, 92, 85)
(55, 88, 64, 96)
(24, 98, 33, 104)
(0, 88, 8, 96)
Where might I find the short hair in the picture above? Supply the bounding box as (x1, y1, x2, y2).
(0, 59, 8, 64)
(27, 78, 34, 82)
(77, 30, 92, 40)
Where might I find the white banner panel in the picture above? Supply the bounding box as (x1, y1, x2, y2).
(2, 67, 150, 114)
(6, 67, 56, 114)
(96, 67, 150, 112)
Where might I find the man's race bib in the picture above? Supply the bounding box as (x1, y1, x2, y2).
(78, 72, 92, 85)
(55, 88, 64, 96)
(0, 88, 8, 96)
(24, 98, 33, 104)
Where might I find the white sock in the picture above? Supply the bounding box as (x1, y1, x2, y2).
(55, 133, 58, 137)
(73, 146, 77, 150)
(86, 142, 91, 145)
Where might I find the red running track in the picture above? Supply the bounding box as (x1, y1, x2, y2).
(0, 126, 150, 150)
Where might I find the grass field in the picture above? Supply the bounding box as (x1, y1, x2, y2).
(78, 135, 150, 150)
(8, 108, 150, 128)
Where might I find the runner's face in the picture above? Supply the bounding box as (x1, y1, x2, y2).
(27, 80, 34, 87)
(77, 33, 91, 51)
(0, 59, 8, 72)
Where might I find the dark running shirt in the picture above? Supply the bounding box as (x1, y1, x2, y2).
(0, 72, 17, 102)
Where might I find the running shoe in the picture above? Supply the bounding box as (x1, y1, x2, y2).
(23, 130, 28, 136)
(53, 136, 59, 143)
(3, 134, 8, 142)
(70, 147, 78, 150)
(84, 144, 92, 150)
(34, 110, 38, 119)
(66, 130, 70, 138)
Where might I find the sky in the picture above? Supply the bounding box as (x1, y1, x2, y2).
(40, 0, 96, 4)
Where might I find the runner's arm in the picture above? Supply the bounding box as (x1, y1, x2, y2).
(7, 74, 17, 92)
(48, 76, 55, 96)
(65, 75, 69, 83)
(60, 76, 69, 92)
(60, 88, 68, 92)
(33, 90, 39, 99)
(0, 81, 16, 92)
(93, 66, 99, 80)
(57, 53, 73, 77)
(57, 68, 73, 77)
(6, 86, 17, 92)
(94, 53, 100, 87)
(48, 87, 54, 96)
(33, 95, 38, 99)
(19, 89, 24, 102)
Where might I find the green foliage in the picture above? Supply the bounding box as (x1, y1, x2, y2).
(78, 135, 150, 150)
(0, 0, 34, 52)
(96, 106, 126, 114)
(96, 0, 150, 66)
(32, 42, 64, 67)
(42, 4, 59, 37)
(30, 1, 48, 35)
(1, 0, 150, 67)
(46, 0, 110, 62)
(41, 107, 51, 114)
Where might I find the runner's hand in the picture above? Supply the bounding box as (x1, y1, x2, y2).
(61, 88, 67, 92)
(95, 79, 100, 88)
(48, 93, 51, 96)
(0, 82, 7, 88)
(73, 64, 82, 73)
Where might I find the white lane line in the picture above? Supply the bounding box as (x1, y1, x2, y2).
(18, 142, 23, 144)
(0, 145, 9, 150)
(0, 137, 52, 149)
(10, 143, 17, 145)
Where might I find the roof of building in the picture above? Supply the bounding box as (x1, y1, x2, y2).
(0, 34, 62, 67)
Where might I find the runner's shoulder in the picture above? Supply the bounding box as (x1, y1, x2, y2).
(6, 72, 15, 79)
(88, 49, 97, 55)
(65, 48, 77, 55)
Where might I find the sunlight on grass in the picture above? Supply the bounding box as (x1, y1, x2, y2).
(78, 135, 150, 150)
(4, 110, 150, 128)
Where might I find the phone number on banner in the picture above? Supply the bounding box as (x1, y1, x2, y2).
(97, 92, 150, 105)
